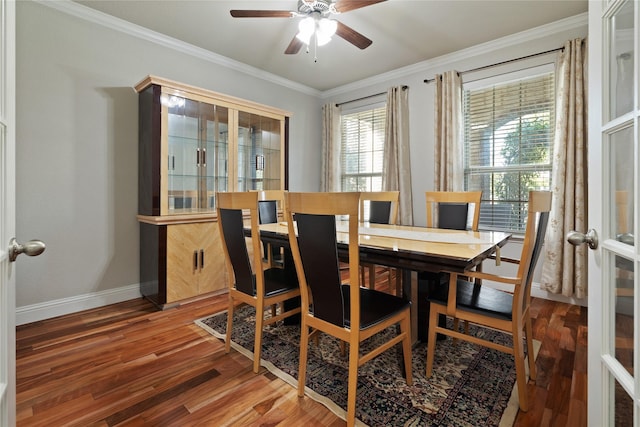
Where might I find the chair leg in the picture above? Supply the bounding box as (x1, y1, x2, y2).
(425, 304, 439, 378)
(525, 316, 537, 381)
(512, 328, 529, 412)
(394, 269, 402, 296)
(225, 298, 235, 354)
(253, 306, 264, 374)
(346, 338, 360, 427)
(297, 320, 310, 398)
(400, 312, 413, 385)
(368, 265, 376, 290)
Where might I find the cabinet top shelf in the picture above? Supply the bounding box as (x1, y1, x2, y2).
(135, 75, 293, 119)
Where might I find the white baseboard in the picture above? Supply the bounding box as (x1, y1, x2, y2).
(486, 280, 587, 307)
(530, 282, 587, 307)
(16, 284, 142, 326)
(14, 279, 586, 326)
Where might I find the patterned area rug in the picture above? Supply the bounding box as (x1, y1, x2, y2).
(196, 305, 537, 427)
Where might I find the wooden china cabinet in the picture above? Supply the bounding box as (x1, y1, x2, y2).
(135, 75, 291, 308)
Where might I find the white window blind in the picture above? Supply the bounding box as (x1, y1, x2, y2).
(340, 106, 386, 191)
(463, 71, 554, 232)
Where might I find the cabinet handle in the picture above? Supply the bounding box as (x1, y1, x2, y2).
(172, 156, 175, 170)
(196, 148, 200, 167)
(193, 250, 198, 271)
(202, 149, 206, 167)
(200, 249, 204, 270)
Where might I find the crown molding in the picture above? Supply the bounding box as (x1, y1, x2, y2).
(35, 0, 322, 97)
(321, 12, 588, 98)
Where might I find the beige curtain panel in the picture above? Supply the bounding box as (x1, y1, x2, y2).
(383, 86, 413, 225)
(541, 38, 588, 298)
(320, 103, 341, 192)
(434, 70, 464, 191)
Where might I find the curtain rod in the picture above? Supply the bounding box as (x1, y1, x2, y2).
(423, 46, 564, 84)
(336, 85, 408, 107)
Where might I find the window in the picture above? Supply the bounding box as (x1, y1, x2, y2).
(463, 68, 554, 232)
(340, 106, 386, 192)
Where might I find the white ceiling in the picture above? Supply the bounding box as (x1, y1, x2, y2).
(73, 0, 588, 92)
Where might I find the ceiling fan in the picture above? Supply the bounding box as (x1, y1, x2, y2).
(230, 0, 386, 54)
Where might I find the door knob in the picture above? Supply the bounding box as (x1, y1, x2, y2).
(566, 229, 598, 250)
(8, 238, 46, 262)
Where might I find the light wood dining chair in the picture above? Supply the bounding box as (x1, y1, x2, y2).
(425, 190, 551, 412)
(420, 191, 483, 339)
(217, 191, 300, 373)
(359, 191, 400, 294)
(284, 191, 412, 427)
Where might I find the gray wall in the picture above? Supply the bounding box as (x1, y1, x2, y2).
(15, 0, 588, 314)
(15, 1, 321, 308)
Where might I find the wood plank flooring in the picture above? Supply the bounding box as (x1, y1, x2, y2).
(16, 273, 587, 426)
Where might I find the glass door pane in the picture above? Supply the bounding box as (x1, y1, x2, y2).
(167, 96, 199, 213)
(201, 103, 229, 210)
(237, 111, 281, 191)
(613, 376, 634, 426)
(609, 0, 634, 120)
(611, 126, 635, 241)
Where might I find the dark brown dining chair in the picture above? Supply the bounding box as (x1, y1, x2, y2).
(359, 191, 400, 294)
(217, 191, 300, 373)
(284, 191, 412, 427)
(425, 190, 551, 412)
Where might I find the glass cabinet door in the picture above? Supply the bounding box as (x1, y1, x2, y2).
(166, 96, 229, 213)
(237, 111, 282, 191)
(201, 103, 229, 210)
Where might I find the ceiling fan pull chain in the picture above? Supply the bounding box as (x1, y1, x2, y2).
(314, 36, 318, 63)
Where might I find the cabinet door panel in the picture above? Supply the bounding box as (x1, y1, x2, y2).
(198, 222, 227, 294)
(166, 223, 201, 302)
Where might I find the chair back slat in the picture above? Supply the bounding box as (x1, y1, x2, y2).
(258, 200, 278, 225)
(359, 191, 399, 225)
(526, 211, 549, 288)
(426, 191, 482, 231)
(295, 213, 344, 326)
(218, 208, 255, 296)
(369, 201, 392, 224)
(436, 203, 469, 230)
(217, 192, 264, 297)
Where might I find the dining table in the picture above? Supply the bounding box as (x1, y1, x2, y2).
(255, 220, 511, 343)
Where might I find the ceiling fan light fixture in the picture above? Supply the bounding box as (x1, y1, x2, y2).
(316, 31, 332, 46)
(316, 18, 336, 46)
(296, 16, 315, 44)
(318, 18, 337, 37)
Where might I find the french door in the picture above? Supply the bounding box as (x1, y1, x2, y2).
(588, 0, 639, 425)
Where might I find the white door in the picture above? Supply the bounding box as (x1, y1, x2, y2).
(0, 0, 16, 424)
(586, 0, 639, 425)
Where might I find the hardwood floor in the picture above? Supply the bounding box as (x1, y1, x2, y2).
(16, 275, 587, 426)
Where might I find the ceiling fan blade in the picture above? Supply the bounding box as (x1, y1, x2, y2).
(333, 0, 386, 13)
(285, 36, 304, 55)
(335, 21, 372, 50)
(230, 10, 293, 18)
